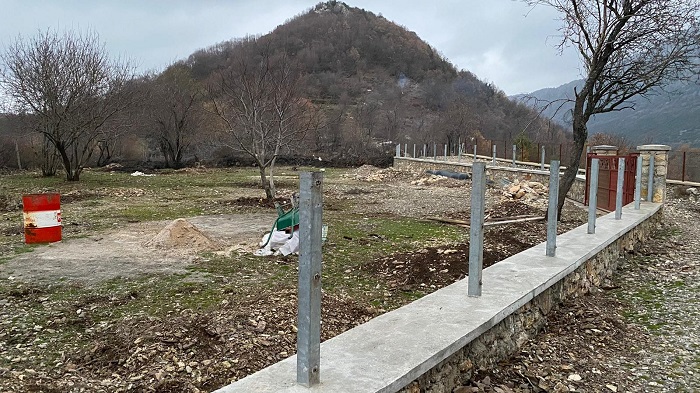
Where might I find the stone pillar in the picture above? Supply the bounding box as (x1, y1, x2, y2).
(591, 145, 618, 156)
(637, 144, 671, 203)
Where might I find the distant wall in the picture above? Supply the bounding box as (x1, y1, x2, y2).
(393, 156, 587, 203)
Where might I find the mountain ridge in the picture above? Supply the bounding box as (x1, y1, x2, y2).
(513, 80, 700, 147)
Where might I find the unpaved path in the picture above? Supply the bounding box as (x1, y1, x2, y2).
(0, 213, 277, 285)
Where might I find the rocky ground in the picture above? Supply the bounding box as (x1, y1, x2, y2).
(459, 186, 700, 392)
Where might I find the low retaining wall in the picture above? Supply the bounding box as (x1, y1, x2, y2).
(393, 157, 587, 203)
(214, 203, 661, 393)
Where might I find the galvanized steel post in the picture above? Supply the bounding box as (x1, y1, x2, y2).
(647, 155, 655, 201)
(297, 172, 323, 387)
(444, 144, 448, 160)
(413, 144, 416, 158)
(540, 146, 545, 170)
(473, 144, 477, 161)
(492, 144, 496, 165)
(395, 144, 400, 158)
(512, 145, 516, 167)
(587, 158, 599, 234)
(615, 158, 625, 219)
(634, 155, 642, 209)
(468, 163, 486, 297)
(546, 161, 560, 257)
(404, 143, 408, 157)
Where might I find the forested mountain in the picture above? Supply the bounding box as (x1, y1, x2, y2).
(1, 1, 571, 170)
(514, 80, 700, 147)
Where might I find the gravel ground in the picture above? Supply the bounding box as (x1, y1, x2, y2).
(461, 187, 700, 392)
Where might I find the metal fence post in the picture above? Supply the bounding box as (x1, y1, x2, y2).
(492, 144, 496, 165)
(395, 144, 400, 158)
(458, 143, 462, 162)
(647, 154, 655, 201)
(444, 144, 448, 160)
(615, 158, 625, 219)
(404, 143, 408, 157)
(512, 145, 516, 167)
(297, 172, 323, 387)
(588, 158, 599, 234)
(423, 144, 427, 158)
(634, 155, 642, 209)
(468, 162, 486, 297)
(682, 151, 687, 182)
(540, 146, 545, 170)
(546, 161, 560, 257)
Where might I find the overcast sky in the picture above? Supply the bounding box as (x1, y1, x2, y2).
(0, 0, 583, 95)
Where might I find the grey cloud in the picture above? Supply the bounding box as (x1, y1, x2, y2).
(0, 0, 581, 94)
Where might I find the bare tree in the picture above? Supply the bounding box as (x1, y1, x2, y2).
(148, 63, 202, 169)
(528, 0, 700, 216)
(209, 38, 320, 199)
(0, 29, 135, 180)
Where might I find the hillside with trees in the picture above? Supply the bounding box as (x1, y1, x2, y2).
(1, 1, 571, 188)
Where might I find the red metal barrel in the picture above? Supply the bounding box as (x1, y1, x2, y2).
(22, 193, 62, 243)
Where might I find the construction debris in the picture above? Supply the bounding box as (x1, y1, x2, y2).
(348, 165, 404, 182)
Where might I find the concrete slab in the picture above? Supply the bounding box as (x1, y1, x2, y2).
(214, 202, 661, 393)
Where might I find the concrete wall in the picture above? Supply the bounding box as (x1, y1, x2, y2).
(393, 157, 587, 203)
(214, 203, 661, 393)
(398, 209, 659, 392)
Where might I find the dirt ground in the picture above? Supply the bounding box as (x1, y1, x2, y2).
(0, 165, 591, 392)
(0, 213, 277, 284)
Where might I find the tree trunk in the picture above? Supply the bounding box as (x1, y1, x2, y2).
(14, 140, 22, 170)
(557, 105, 588, 218)
(268, 156, 277, 200)
(56, 144, 80, 181)
(259, 165, 273, 200)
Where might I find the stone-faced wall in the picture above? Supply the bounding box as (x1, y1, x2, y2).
(398, 208, 661, 393)
(638, 145, 671, 203)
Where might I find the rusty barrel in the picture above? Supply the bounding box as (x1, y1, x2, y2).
(22, 193, 62, 243)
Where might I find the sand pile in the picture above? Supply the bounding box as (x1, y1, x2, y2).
(144, 218, 220, 253)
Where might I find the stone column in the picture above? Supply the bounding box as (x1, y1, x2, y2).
(591, 145, 618, 156)
(637, 144, 671, 203)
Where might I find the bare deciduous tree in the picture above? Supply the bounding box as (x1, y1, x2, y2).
(528, 0, 700, 216)
(209, 38, 320, 199)
(149, 63, 202, 169)
(0, 29, 135, 180)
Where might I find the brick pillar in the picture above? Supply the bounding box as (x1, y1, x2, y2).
(637, 144, 671, 203)
(591, 145, 618, 156)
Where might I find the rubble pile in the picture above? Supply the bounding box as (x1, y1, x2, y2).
(349, 165, 404, 182)
(498, 180, 550, 210)
(411, 174, 455, 186)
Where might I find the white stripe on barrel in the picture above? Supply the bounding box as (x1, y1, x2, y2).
(23, 210, 62, 229)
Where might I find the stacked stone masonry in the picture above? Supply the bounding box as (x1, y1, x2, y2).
(398, 208, 661, 393)
(637, 145, 671, 203)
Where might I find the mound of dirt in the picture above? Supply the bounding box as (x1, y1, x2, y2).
(144, 218, 220, 252)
